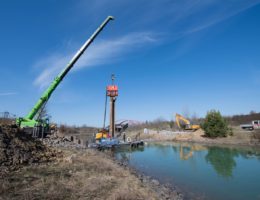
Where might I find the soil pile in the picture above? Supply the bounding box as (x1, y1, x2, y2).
(0, 125, 59, 176)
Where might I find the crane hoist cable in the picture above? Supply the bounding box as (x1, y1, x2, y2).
(103, 90, 108, 129)
(103, 74, 115, 129)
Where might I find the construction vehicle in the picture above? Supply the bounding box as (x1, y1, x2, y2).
(95, 121, 128, 141)
(240, 120, 260, 130)
(95, 128, 110, 140)
(16, 16, 114, 137)
(175, 113, 200, 131)
(94, 75, 132, 148)
(95, 75, 119, 145)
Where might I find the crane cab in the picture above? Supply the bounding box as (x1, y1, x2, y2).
(106, 85, 118, 97)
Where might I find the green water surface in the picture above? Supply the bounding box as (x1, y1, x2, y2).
(115, 142, 260, 200)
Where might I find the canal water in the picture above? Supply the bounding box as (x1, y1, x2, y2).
(115, 142, 260, 200)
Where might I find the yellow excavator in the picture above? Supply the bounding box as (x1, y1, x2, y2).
(175, 113, 200, 131)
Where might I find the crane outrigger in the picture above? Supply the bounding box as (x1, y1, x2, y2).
(16, 16, 114, 136)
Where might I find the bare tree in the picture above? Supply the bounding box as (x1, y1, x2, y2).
(191, 112, 199, 124)
(182, 106, 190, 119)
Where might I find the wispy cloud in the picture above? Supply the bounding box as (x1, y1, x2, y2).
(0, 92, 17, 96)
(33, 0, 260, 89)
(77, 0, 260, 37)
(34, 32, 158, 89)
(182, 1, 260, 35)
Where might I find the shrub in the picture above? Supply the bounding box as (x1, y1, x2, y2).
(202, 110, 229, 138)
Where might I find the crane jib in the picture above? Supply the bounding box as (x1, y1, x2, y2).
(24, 16, 114, 121)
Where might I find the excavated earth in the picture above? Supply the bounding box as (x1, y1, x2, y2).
(0, 125, 59, 177)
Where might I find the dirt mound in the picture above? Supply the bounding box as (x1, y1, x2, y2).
(0, 125, 59, 176)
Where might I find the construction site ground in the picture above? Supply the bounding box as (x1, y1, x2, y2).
(0, 127, 182, 200)
(127, 126, 260, 147)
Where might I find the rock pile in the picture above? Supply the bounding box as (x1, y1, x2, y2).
(43, 135, 86, 148)
(0, 125, 59, 176)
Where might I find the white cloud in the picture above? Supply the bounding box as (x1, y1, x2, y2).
(76, 0, 260, 36)
(0, 92, 17, 96)
(33, 0, 260, 89)
(183, 1, 260, 35)
(33, 32, 158, 89)
(33, 54, 71, 89)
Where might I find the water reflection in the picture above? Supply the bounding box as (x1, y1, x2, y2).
(114, 142, 260, 200)
(237, 148, 260, 160)
(205, 147, 238, 178)
(177, 143, 206, 160)
(172, 143, 260, 178)
(172, 143, 238, 178)
(115, 146, 144, 164)
(116, 142, 260, 179)
(172, 143, 206, 160)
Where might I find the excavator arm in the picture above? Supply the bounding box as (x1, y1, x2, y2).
(175, 113, 191, 129)
(175, 113, 200, 131)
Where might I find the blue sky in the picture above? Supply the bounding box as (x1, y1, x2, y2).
(0, 0, 260, 126)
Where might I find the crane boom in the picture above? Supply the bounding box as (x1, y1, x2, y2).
(18, 16, 114, 128)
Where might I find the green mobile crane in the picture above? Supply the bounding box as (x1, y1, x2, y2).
(16, 16, 114, 136)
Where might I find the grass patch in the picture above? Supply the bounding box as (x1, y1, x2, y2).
(0, 149, 158, 200)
